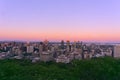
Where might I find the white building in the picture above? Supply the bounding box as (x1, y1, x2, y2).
(114, 45, 120, 58)
(40, 52, 53, 62)
(27, 45, 34, 53)
(56, 54, 70, 63)
(69, 51, 82, 60)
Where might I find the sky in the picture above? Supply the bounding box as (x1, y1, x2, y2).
(0, 0, 120, 42)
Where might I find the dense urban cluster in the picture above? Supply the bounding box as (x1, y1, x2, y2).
(0, 40, 119, 63)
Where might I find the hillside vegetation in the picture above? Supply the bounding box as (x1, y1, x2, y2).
(0, 57, 120, 80)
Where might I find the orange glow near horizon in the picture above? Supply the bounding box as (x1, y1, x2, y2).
(0, 25, 120, 42)
(0, 31, 120, 42)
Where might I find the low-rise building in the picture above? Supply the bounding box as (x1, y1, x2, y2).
(56, 54, 70, 63)
(40, 51, 53, 62)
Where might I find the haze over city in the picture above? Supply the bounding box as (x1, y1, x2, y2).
(0, 0, 120, 42)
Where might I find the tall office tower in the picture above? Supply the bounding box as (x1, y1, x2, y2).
(90, 43, 96, 49)
(39, 44, 43, 53)
(51, 45, 55, 52)
(84, 51, 89, 59)
(43, 40, 49, 51)
(71, 44, 74, 52)
(61, 40, 65, 49)
(44, 40, 49, 45)
(21, 44, 27, 53)
(82, 44, 87, 50)
(73, 41, 77, 50)
(106, 47, 113, 56)
(113, 45, 120, 58)
(14, 47, 19, 55)
(66, 40, 70, 52)
(17, 48, 22, 56)
(54, 44, 59, 50)
(76, 41, 80, 48)
(12, 46, 16, 54)
(81, 44, 87, 59)
(27, 45, 34, 53)
(66, 40, 70, 46)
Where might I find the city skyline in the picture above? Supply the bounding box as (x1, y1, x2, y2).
(0, 0, 120, 42)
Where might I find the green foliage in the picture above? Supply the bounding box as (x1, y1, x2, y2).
(0, 57, 120, 80)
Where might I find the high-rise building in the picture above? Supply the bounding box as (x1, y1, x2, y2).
(61, 40, 65, 49)
(66, 40, 70, 52)
(39, 42, 43, 53)
(73, 41, 77, 49)
(113, 45, 120, 58)
(27, 45, 34, 53)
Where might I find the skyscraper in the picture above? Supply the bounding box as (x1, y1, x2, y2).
(114, 45, 120, 58)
